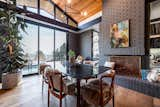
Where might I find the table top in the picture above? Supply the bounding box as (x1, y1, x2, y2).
(56, 63, 111, 79)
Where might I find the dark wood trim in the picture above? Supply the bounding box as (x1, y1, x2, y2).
(151, 18, 160, 22)
(78, 17, 102, 30)
(37, 0, 40, 14)
(149, 0, 159, 3)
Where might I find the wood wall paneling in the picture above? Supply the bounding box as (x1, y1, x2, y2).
(52, 0, 102, 23)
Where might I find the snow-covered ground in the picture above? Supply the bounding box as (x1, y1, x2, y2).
(22, 61, 66, 75)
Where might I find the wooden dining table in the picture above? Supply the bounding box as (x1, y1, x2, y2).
(57, 63, 111, 107)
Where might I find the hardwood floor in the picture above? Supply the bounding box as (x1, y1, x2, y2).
(0, 75, 111, 107)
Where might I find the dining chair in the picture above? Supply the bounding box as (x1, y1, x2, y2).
(81, 70, 116, 107)
(39, 64, 52, 92)
(84, 61, 115, 83)
(46, 70, 76, 107)
(104, 61, 115, 69)
(98, 61, 115, 76)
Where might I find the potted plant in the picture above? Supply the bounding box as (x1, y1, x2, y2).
(68, 49, 76, 64)
(0, 0, 27, 89)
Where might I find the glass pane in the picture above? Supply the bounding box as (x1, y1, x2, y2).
(93, 31, 99, 59)
(21, 23, 38, 75)
(68, 18, 77, 27)
(0, 0, 6, 3)
(55, 30, 67, 70)
(150, 48, 160, 68)
(16, 0, 38, 13)
(56, 8, 67, 23)
(39, 26, 54, 68)
(40, 0, 54, 19)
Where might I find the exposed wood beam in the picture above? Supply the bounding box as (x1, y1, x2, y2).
(76, 6, 102, 22)
(78, 16, 101, 30)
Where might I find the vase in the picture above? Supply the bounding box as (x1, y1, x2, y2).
(2, 71, 22, 89)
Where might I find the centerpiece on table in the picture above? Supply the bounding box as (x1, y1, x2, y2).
(0, 0, 27, 89)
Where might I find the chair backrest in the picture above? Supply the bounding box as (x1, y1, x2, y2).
(101, 70, 116, 89)
(46, 70, 63, 92)
(44, 66, 53, 80)
(104, 61, 115, 69)
(110, 70, 116, 88)
(39, 64, 51, 74)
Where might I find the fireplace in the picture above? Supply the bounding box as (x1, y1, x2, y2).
(110, 56, 141, 77)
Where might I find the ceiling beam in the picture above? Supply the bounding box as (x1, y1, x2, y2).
(49, 0, 78, 24)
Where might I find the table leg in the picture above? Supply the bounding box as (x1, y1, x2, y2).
(77, 79, 80, 107)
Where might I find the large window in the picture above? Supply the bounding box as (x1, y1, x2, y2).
(93, 31, 100, 59)
(40, 0, 54, 19)
(15, 0, 77, 27)
(55, 30, 67, 69)
(39, 26, 54, 68)
(20, 22, 67, 75)
(21, 23, 38, 75)
(16, 0, 38, 13)
(68, 18, 77, 27)
(56, 8, 67, 24)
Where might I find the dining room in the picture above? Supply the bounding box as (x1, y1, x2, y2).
(0, 0, 160, 107)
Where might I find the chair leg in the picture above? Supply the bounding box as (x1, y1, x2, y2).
(101, 104, 103, 107)
(42, 80, 44, 93)
(60, 98, 62, 107)
(112, 95, 115, 107)
(86, 79, 88, 83)
(48, 90, 50, 107)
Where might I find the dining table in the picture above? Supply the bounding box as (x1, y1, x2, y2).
(56, 62, 111, 107)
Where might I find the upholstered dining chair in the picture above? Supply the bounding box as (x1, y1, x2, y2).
(84, 61, 115, 83)
(104, 61, 115, 70)
(39, 64, 52, 92)
(81, 70, 116, 107)
(46, 70, 76, 107)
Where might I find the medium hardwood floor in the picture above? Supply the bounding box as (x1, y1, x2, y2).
(0, 75, 111, 107)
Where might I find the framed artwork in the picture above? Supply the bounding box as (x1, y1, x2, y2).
(110, 20, 129, 48)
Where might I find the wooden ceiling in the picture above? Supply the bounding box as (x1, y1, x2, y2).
(52, 0, 102, 23)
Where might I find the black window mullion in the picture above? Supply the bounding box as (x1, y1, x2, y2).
(66, 32, 69, 61)
(37, 0, 40, 14)
(53, 29, 56, 69)
(38, 25, 40, 74)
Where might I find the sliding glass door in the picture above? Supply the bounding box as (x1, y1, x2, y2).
(55, 30, 67, 69)
(39, 26, 54, 68)
(21, 23, 38, 75)
(20, 22, 67, 75)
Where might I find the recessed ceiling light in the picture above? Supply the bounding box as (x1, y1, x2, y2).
(83, 11, 87, 16)
(67, 0, 71, 4)
(61, 14, 64, 18)
(81, 11, 87, 16)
